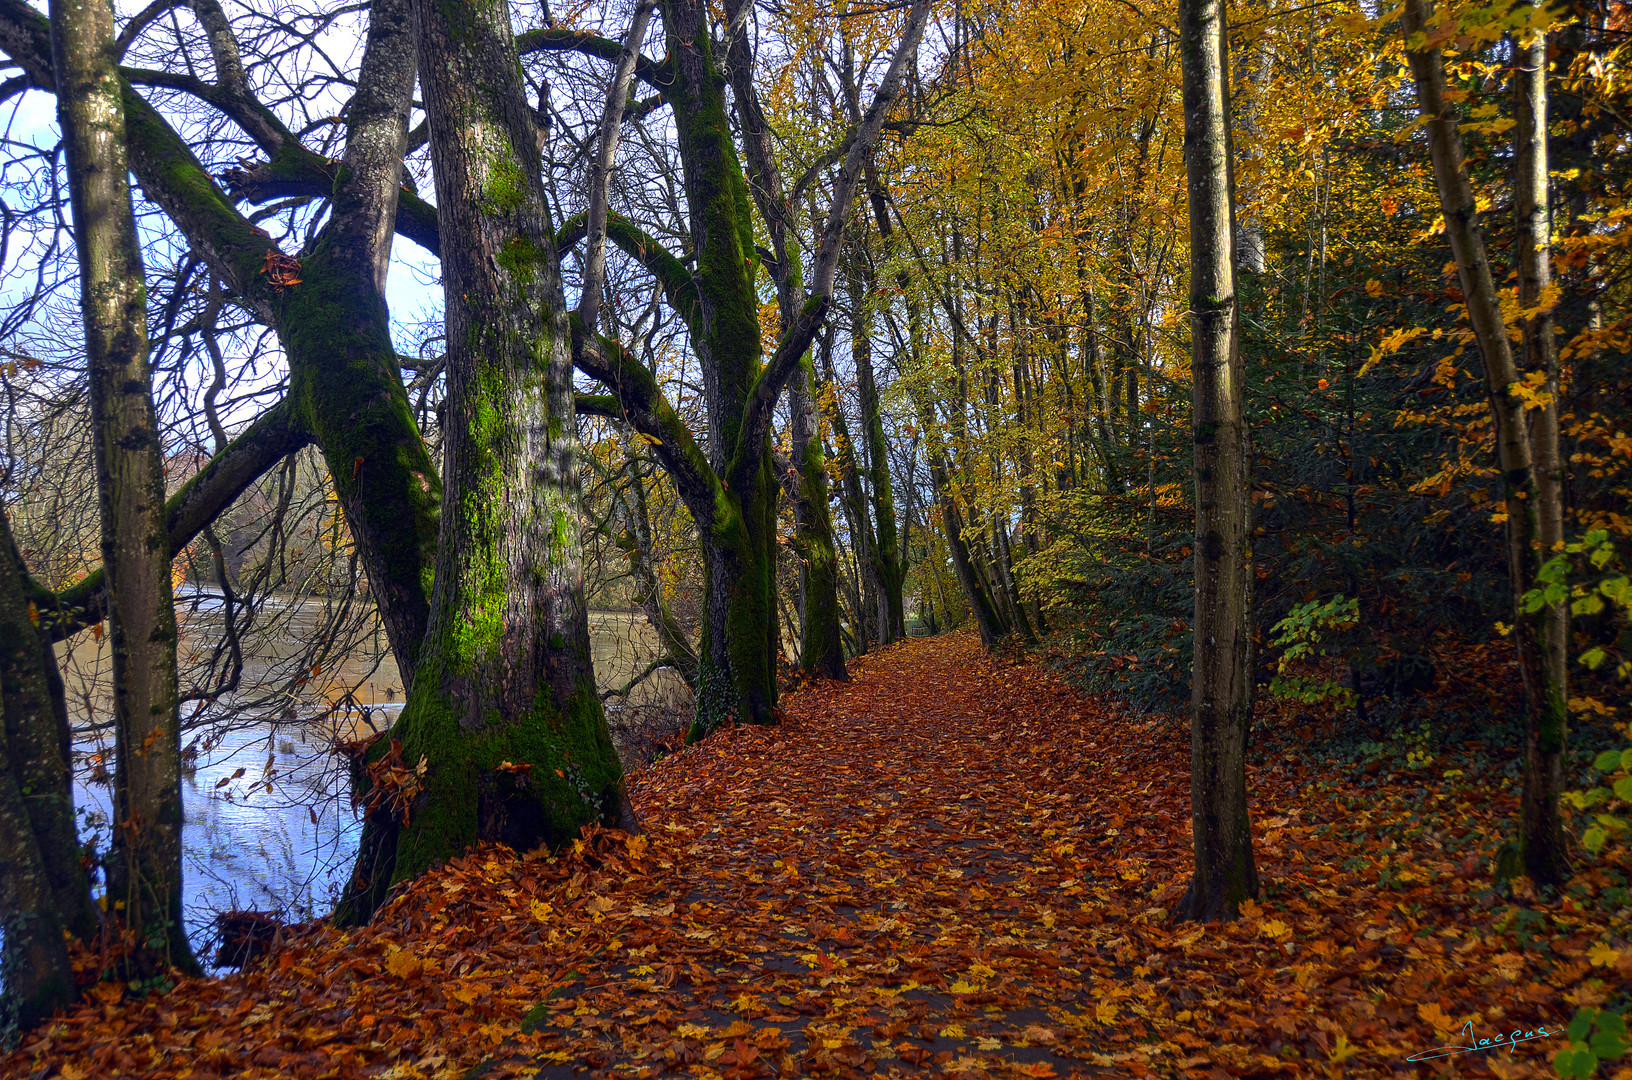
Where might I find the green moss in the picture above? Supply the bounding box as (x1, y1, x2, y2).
(483, 151, 530, 217)
(384, 641, 627, 884)
(497, 235, 540, 285)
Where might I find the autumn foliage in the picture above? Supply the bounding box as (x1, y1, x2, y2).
(4, 635, 1622, 1078)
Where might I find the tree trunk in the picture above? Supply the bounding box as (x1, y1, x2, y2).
(821, 343, 880, 653)
(1512, 4, 1570, 887)
(717, 2, 846, 684)
(789, 359, 848, 678)
(52, 0, 197, 974)
(851, 243, 906, 644)
(339, 0, 633, 923)
(281, 0, 442, 689)
(1403, 0, 1567, 886)
(1177, 0, 1258, 922)
(0, 511, 93, 1030)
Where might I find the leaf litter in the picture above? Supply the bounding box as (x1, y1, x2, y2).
(4, 633, 1623, 1079)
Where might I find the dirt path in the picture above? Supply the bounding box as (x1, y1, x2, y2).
(473, 632, 1190, 1079)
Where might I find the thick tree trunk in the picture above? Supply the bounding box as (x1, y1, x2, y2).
(283, 0, 441, 689)
(661, 0, 782, 736)
(1403, 0, 1567, 886)
(718, 4, 846, 683)
(1177, 0, 1258, 922)
(52, 0, 197, 973)
(0, 511, 93, 1030)
(340, 0, 632, 923)
(1512, 5, 1570, 890)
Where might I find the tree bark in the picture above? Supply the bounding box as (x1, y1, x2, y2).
(1512, 3, 1570, 887)
(339, 0, 633, 923)
(1177, 0, 1258, 922)
(1402, 0, 1568, 886)
(719, 1, 846, 681)
(52, 0, 197, 974)
(0, 510, 93, 1030)
(789, 359, 848, 678)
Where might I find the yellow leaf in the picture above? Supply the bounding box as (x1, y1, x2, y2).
(630, 901, 675, 917)
(940, 1024, 966, 1038)
(1589, 941, 1622, 968)
(448, 983, 481, 1006)
(976, 1037, 1003, 1051)
(1260, 918, 1293, 940)
(384, 945, 423, 980)
(950, 980, 979, 994)
(1329, 1032, 1362, 1063)
(1095, 1000, 1119, 1024)
(1416, 1002, 1457, 1033)
(530, 899, 553, 921)
(674, 1022, 710, 1039)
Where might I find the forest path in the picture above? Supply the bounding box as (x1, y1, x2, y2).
(477, 631, 1195, 1079)
(7, 632, 1582, 1080)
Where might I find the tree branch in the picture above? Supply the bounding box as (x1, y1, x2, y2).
(579, 1, 656, 334)
(34, 398, 310, 641)
(570, 317, 716, 527)
(729, 0, 931, 486)
(516, 26, 668, 91)
(556, 211, 700, 334)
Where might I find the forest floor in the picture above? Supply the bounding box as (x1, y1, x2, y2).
(4, 633, 1624, 1080)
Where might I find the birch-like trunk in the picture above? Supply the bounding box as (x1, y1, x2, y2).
(1511, 4, 1570, 886)
(1402, 0, 1568, 886)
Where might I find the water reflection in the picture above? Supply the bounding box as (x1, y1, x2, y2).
(61, 594, 689, 964)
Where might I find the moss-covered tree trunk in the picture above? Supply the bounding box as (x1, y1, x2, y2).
(0, 511, 95, 1030)
(663, 0, 783, 736)
(719, 1, 846, 683)
(340, 0, 634, 923)
(52, 0, 198, 975)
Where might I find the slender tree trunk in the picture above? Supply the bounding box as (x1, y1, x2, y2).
(1403, 0, 1567, 886)
(851, 245, 906, 644)
(789, 359, 847, 677)
(1177, 0, 1258, 922)
(617, 445, 699, 689)
(52, 0, 197, 973)
(821, 345, 880, 653)
(1512, 3, 1570, 886)
(341, 0, 633, 923)
(0, 511, 94, 1029)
